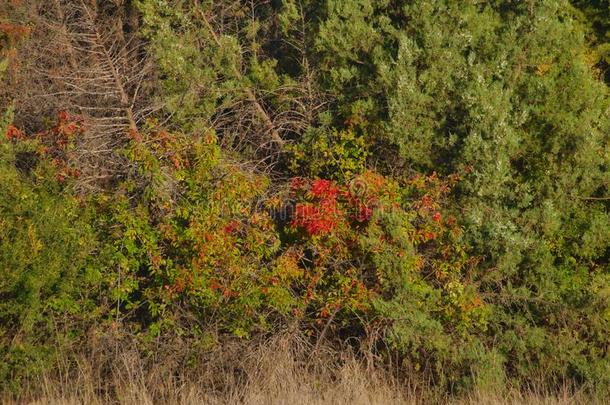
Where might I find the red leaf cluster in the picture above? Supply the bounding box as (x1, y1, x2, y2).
(292, 202, 339, 235)
(290, 177, 308, 192)
(310, 179, 338, 199)
(5, 124, 24, 141)
(432, 212, 442, 222)
(290, 176, 381, 235)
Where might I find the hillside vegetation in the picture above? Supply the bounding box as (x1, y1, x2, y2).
(0, 1, 609, 403)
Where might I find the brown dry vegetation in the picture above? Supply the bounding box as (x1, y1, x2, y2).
(3, 333, 602, 405)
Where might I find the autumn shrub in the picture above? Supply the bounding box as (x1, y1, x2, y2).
(284, 171, 494, 390)
(1, 109, 609, 397)
(99, 125, 288, 337)
(0, 115, 481, 370)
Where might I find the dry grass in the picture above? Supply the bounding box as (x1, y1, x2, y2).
(4, 333, 605, 405)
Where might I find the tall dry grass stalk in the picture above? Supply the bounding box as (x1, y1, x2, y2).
(3, 333, 601, 405)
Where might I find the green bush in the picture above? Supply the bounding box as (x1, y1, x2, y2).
(0, 132, 99, 391)
(307, 0, 610, 391)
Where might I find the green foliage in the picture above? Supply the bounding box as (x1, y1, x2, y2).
(135, 0, 296, 143)
(0, 58, 7, 80)
(289, 127, 368, 181)
(91, 127, 291, 337)
(308, 0, 610, 390)
(571, 0, 610, 82)
(0, 132, 98, 390)
(0, 104, 13, 135)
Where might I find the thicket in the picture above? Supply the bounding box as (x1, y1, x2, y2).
(0, 0, 609, 400)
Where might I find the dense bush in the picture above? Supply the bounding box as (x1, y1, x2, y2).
(0, 116, 98, 391)
(0, 119, 489, 391)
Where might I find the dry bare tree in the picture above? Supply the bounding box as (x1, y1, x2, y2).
(2, 0, 158, 191)
(2, 0, 328, 184)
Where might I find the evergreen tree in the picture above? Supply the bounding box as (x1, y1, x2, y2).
(315, 0, 610, 386)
